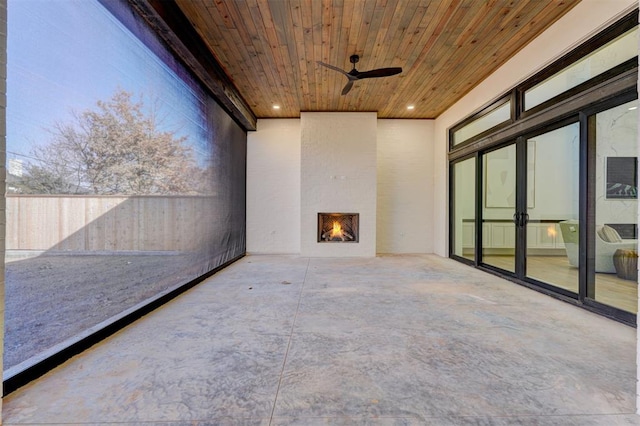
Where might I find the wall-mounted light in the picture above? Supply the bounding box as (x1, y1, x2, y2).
(273, 105, 281, 110)
(407, 105, 415, 110)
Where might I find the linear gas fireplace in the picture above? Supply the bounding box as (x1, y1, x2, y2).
(318, 213, 359, 243)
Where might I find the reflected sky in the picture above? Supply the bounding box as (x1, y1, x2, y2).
(7, 0, 211, 166)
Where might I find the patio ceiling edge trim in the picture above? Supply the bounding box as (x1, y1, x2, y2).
(127, 0, 257, 131)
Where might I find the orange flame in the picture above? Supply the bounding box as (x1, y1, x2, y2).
(330, 221, 343, 239)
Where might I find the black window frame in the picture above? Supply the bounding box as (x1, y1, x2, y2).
(447, 8, 639, 327)
(516, 9, 638, 119)
(449, 9, 638, 156)
(448, 93, 514, 151)
(448, 153, 479, 265)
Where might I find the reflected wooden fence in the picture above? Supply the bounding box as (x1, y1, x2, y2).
(6, 195, 221, 252)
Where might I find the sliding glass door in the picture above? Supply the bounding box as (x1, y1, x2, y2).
(525, 123, 580, 294)
(592, 100, 638, 314)
(448, 10, 638, 324)
(478, 122, 581, 296)
(452, 107, 637, 321)
(451, 157, 476, 261)
(481, 144, 516, 273)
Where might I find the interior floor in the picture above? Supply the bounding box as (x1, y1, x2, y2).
(2, 254, 638, 425)
(481, 255, 638, 314)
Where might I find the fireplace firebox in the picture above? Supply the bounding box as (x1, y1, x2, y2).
(318, 213, 359, 243)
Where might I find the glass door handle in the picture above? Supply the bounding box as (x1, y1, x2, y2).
(512, 212, 529, 227)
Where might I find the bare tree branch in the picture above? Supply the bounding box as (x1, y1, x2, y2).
(17, 90, 204, 195)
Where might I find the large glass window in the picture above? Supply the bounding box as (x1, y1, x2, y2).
(452, 101, 511, 147)
(481, 144, 516, 273)
(525, 123, 580, 293)
(6, 0, 246, 372)
(448, 11, 638, 325)
(525, 27, 638, 111)
(451, 157, 475, 260)
(593, 100, 638, 314)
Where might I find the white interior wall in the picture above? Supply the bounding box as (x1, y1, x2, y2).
(246, 119, 301, 254)
(433, 0, 638, 257)
(247, 116, 434, 255)
(377, 119, 434, 253)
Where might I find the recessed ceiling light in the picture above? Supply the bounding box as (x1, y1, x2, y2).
(273, 105, 281, 110)
(407, 105, 415, 110)
(629, 106, 637, 110)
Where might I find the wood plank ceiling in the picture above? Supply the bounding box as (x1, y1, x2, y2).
(173, 0, 581, 120)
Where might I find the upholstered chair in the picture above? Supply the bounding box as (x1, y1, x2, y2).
(558, 221, 637, 273)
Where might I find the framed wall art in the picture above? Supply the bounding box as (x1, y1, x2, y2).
(606, 157, 637, 199)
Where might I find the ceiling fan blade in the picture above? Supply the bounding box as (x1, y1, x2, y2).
(355, 67, 402, 79)
(341, 80, 354, 95)
(317, 61, 350, 77)
(319, 56, 400, 95)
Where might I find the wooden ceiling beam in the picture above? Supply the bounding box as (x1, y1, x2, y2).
(128, 0, 257, 131)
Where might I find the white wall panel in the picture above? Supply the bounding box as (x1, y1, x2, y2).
(246, 119, 301, 254)
(377, 119, 433, 253)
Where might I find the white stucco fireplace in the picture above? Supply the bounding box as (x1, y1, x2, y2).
(300, 112, 377, 257)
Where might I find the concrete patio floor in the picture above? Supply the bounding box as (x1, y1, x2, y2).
(2, 254, 639, 425)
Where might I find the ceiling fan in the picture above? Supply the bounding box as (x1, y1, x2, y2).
(317, 54, 402, 95)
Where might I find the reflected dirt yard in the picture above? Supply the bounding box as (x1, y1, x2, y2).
(4, 253, 196, 369)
